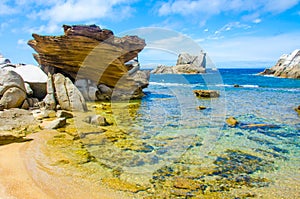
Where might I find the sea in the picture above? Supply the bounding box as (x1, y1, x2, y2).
(76, 68, 300, 198)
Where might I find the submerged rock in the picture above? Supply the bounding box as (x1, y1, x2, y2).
(84, 115, 109, 126)
(295, 105, 300, 114)
(193, 90, 220, 98)
(197, 105, 207, 110)
(226, 116, 239, 127)
(259, 49, 300, 78)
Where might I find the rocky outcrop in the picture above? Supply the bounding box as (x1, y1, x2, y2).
(259, 49, 300, 79)
(28, 24, 147, 87)
(28, 24, 149, 100)
(193, 90, 220, 98)
(43, 73, 88, 112)
(0, 70, 27, 109)
(151, 52, 206, 74)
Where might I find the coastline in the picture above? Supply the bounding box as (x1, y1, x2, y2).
(0, 141, 52, 199)
(0, 132, 130, 199)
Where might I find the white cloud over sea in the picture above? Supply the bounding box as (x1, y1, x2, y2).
(201, 31, 300, 67)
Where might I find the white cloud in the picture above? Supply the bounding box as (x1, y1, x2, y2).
(27, 23, 61, 34)
(253, 18, 262, 24)
(17, 39, 27, 45)
(157, 0, 300, 22)
(36, 0, 135, 23)
(0, 1, 18, 15)
(263, 0, 300, 13)
(201, 32, 300, 67)
(214, 22, 251, 35)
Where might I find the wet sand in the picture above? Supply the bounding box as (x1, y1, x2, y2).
(0, 141, 52, 199)
(0, 132, 128, 199)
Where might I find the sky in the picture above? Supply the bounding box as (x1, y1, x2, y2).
(0, 0, 300, 68)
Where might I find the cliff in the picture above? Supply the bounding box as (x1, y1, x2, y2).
(259, 49, 300, 79)
(151, 52, 206, 74)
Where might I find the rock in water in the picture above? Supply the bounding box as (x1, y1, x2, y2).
(259, 49, 300, 78)
(151, 52, 206, 74)
(295, 105, 300, 115)
(28, 24, 146, 88)
(226, 117, 239, 127)
(193, 90, 220, 98)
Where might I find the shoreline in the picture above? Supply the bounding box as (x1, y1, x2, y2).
(0, 132, 129, 199)
(0, 141, 52, 199)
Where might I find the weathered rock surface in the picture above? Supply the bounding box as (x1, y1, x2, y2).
(56, 110, 73, 119)
(28, 24, 146, 86)
(226, 116, 239, 127)
(43, 118, 67, 129)
(28, 24, 149, 100)
(43, 73, 87, 112)
(193, 90, 220, 98)
(0, 108, 40, 146)
(0, 70, 27, 109)
(9, 64, 48, 99)
(0, 108, 37, 131)
(259, 49, 300, 78)
(151, 52, 206, 74)
(295, 105, 300, 115)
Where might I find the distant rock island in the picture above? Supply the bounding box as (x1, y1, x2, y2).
(259, 49, 300, 79)
(151, 52, 206, 74)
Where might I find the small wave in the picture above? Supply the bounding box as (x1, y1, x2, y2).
(267, 88, 300, 92)
(149, 82, 202, 87)
(242, 84, 260, 88)
(216, 84, 259, 88)
(216, 84, 232, 87)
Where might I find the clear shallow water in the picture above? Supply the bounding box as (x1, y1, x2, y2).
(82, 69, 300, 198)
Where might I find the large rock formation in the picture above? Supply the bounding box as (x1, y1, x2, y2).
(28, 24, 147, 91)
(259, 49, 300, 79)
(151, 52, 206, 74)
(43, 73, 88, 112)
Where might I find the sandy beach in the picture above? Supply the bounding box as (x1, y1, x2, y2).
(0, 132, 129, 199)
(0, 141, 52, 199)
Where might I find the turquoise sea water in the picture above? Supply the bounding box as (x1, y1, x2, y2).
(83, 69, 300, 198)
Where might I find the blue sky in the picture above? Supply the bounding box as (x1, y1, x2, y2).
(0, 0, 300, 68)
